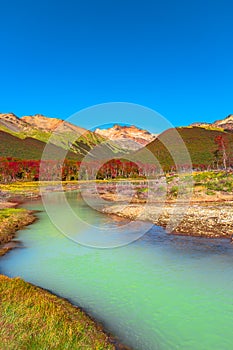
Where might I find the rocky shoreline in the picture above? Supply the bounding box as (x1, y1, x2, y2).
(1, 180, 233, 240)
(77, 180, 233, 239)
(102, 201, 233, 239)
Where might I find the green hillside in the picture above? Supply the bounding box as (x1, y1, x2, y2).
(0, 131, 79, 160)
(0, 123, 107, 155)
(141, 127, 233, 169)
(0, 130, 125, 161)
(0, 113, 109, 156)
(0, 123, 50, 142)
(0, 113, 124, 159)
(2, 121, 233, 169)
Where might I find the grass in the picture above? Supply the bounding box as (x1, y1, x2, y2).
(0, 179, 154, 195)
(0, 207, 25, 220)
(193, 171, 233, 194)
(0, 127, 119, 161)
(0, 131, 79, 160)
(0, 208, 35, 255)
(0, 275, 115, 350)
(143, 126, 233, 168)
(1, 172, 233, 201)
(0, 181, 80, 196)
(163, 171, 233, 198)
(0, 181, 46, 196)
(0, 182, 40, 192)
(0, 123, 51, 142)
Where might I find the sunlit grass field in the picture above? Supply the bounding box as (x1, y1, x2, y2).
(0, 275, 115, 350)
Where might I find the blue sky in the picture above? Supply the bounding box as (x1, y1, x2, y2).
(1, 0, 233, 131)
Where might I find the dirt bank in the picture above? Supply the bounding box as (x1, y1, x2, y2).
(0, 206, 36, 256)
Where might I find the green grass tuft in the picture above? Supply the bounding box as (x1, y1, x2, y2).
(0, 275, 115, 350)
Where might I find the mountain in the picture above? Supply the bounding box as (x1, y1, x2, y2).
(0, 113, 101, 142)
(0, 113, 50, 142)
(94, 124, 156, 150)
(191, 114, 233, 131)
(2, 112, 233, 169)
(0, 130, 78, 160)
(0, 113, 127, 160)
(0, 113, 108, 157)
(213, 115, 233, 131)
(142, 126, 233, 169)
(22, 114, 86, 134)
(21, 114, 108, 156)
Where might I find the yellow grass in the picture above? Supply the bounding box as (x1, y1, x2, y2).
(0, 275, 115, 350)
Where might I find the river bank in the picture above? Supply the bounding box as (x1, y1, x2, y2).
(0, 205, 36, 256)
(81, 178, 233, 239)
(0, 275, 118, 350)
(0, 192, 130, 350)
(101, 201, 233, 238)
(0, 179, 233, 349)
(1, 179, 233, 239)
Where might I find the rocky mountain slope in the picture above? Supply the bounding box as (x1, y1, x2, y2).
(0, 113, 59, 142)
(213, 115, 233, 131)
(0, 113, 107, 157)
(0, 113, 127, 159)
(0, 113, 30, 133)
(0, 113, 95, 141)
(22, 114, 86, 134)
(94, 124, 156, 150)
(191, 114, 233, 131)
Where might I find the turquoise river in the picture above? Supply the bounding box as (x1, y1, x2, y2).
(1, 191, 233, 349)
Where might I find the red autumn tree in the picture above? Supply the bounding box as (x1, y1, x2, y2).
(214, 135, 228, 170)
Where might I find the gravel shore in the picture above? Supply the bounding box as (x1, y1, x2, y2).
(102, 202, 233, 239)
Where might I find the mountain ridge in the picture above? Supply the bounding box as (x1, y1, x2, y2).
(0, 113, 106, 156)
(191, 114, 233, 131)
(0, 113, 127, 159)
(1, 112, 233, 169)
(94, 124, 156, 150)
